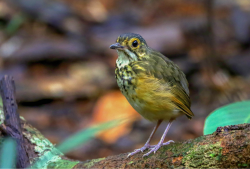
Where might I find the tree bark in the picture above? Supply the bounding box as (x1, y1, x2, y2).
(0, 76, 30, 168)
(77, 124, 250, 168)
(0, 75, 250, 168)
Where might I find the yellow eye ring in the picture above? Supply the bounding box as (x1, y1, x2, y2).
(129, 38, 140, 49)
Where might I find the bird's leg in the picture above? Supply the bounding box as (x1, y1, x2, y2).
(127, 120, 162, 157)
(143, 120, 174, 157)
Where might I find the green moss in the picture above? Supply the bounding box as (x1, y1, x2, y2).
(182, 141, 223, 168)
(47, 159, 79, 168)
(23, 124, 57, 156)
(242, 163, 248, 167)
(128, 161, 134, 164)
(194, 136, 206, 143)
(238, 163, 249, 168)
(83, 157, 105, 168)
(23, 124, 65, 168)
(161, 139, 197, 158)
(31, 148, 63, 168)
(209, 153, 215, 157)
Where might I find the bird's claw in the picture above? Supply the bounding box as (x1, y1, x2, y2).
(142, 140, 174, 157)
(127, 143, 151, 157)
(163, 140, 174, 145)
(142, 146, 160, 157)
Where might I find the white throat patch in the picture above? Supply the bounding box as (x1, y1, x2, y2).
(116, 49, 138, 69)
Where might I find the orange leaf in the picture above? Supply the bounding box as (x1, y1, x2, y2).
(91, 91, 141, 143)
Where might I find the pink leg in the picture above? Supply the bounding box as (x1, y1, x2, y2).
(127, 120, 162, 157)
(143, 120, 174, 157)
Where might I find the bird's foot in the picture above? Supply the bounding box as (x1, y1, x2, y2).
(143, 140, 174, 157)
(162, 140, 174, 146)
(127, 143, 151, 157)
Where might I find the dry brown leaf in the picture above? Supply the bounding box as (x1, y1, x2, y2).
(91, 91, 141, 143)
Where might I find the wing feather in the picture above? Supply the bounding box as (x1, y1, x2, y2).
(130, 57, 194, 119)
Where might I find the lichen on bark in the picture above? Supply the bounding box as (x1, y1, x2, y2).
(78, 124, 250, 168)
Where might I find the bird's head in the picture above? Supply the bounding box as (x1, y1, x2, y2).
(110, 33, 150, 62)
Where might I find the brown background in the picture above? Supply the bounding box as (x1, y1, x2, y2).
(0, 0, 250, 161)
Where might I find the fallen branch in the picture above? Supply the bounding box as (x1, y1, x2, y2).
(0, 76, 29, 168)
(0, 75, 250, 168)
(78, 124, 250, 168)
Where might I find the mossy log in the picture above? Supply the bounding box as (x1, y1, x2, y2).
(79, 124, 250, 168)
(0, 75, 250, 168)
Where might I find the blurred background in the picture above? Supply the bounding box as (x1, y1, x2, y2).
(1, 0, 250, 161)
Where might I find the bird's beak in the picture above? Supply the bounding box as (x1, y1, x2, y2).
(109, 43, 124, 50)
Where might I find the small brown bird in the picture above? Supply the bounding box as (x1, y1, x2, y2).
(110, 33, 194, 157)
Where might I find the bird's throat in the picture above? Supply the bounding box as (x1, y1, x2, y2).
(116, 50, 137, 69)
(116, 50, 131, 69)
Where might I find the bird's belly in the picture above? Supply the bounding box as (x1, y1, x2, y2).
(115, 67, 183, 121)
(126, 95, 182, 121)
(116, 78, 181, 121)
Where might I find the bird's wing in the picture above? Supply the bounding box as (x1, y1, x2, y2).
(130, 59, 194, 118)
(152, 50, 190, 95)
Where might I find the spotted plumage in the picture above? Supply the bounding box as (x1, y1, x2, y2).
(110, 33, 194, 157)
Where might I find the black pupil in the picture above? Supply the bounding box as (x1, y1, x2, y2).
(132, 40, 138, 47)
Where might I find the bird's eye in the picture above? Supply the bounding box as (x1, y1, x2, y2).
(132, 40, 138, 47)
